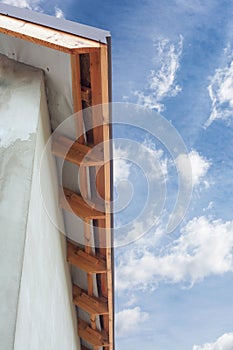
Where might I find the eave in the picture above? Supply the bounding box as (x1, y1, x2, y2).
(0, 4, 114, 350)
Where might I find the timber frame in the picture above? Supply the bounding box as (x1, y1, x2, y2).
(0, 6, 114, 350)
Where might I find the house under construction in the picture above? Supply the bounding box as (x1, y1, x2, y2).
(0, 4, 114, 350)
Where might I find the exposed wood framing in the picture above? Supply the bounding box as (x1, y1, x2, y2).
(78, 319, 109, 347)
(71, 54, 86, 144)
(69, 45, 113, 350)
(73, 285, 108, 316)
(71, 52, 98, 341)
(67, 242, 107, 274)
(52, 135, 104, 166)
(60, 187, 106, 220)
(90, 46, 113, 349)
(1, 9, 114, 350)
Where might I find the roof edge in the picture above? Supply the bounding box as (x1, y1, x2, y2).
(0, 3, 110, 44)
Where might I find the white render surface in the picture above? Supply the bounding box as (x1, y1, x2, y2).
(0, 54, 80, 350)
(0, 32, 84, 242)
(0, 32, 73, 131)
(0, 54, 42, 349)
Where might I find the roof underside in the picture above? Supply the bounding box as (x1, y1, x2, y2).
(0, 6, 114, 350)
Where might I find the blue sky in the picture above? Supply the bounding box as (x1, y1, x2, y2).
(2, 0, 233, 349)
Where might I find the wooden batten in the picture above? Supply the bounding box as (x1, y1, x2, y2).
(73, 284, 108, 315)
(52, 134, 104, 166)
(60, 187, 105, 220)
(67, 242, 107, 274)
(78, 319, 109, 347)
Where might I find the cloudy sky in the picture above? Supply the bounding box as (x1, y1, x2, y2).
(2, 0, 233, 349)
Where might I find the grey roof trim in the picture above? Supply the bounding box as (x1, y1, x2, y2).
(0, 3, 110, 44)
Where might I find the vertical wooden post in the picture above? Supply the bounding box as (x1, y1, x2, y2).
(90, 45, 113, 350)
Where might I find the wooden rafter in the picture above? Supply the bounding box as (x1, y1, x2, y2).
(78, 318, 109, 347)
(71, 54, 86, 144)
(67, 242, 107, 274)
(73, 284, 108, 315)
(60, 187, 105, 220)
(52, 134, 104, 166)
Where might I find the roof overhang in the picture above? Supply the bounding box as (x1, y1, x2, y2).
(0, 5, 114, 350)
(0, 2, 110, 44)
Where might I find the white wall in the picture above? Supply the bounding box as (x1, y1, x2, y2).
(0, 54, 42, 350)
(14, 64, 80, 350)
(0, 54, 80, 350)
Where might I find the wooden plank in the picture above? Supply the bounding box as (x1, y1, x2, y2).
(52, 135, 104, 166)
(0, 14, 100, 54)
(73, 285, 108, 315)
(71, 53, 97, 331)
(70, 54, 86, 144)
(78, 318, 109, 347)
(67, 242, 107, 273)
(99, 45, 114, 344)
(90, 45, 114, 347)
(90, 49, 103, 142)
(87, 273, 93, 296)
(60, 187, 105, 220)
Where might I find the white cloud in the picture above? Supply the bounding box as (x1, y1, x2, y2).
(206, 47, 233, 127)
(135, 36, 183, 112)
(116, 307, 149, 337)
(175, 0, 210, 13)
(142, 138, 168, 181)
(113, 139, 168, 186)
(116, 216, 233, 292)
(1, 0, 65, 19)
(203, 201, 214, 212)
(124, 294, 138, 307)
(176, 150, 211, 187)
(1, 0, 36, 8)
(113, 139, 169, 245)
(113, 145, 131, 185)
(55, 6, 65, 19)
(193, 332, 233, 350)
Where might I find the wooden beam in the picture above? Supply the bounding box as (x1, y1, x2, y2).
(67, 242, 107, 274)
(90, 45, 114, 348)
(73, 284, 108, 315)
(52, 135, 104, 166)
(60, 187, 105, 220)
(99, 45, 113, 344)
(70, 54, 86, 144)
(0, 14, 100, 54)
(71, 53, 98, 333)
(78, 318, 109, 347)
(90, 49, 104, 142)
